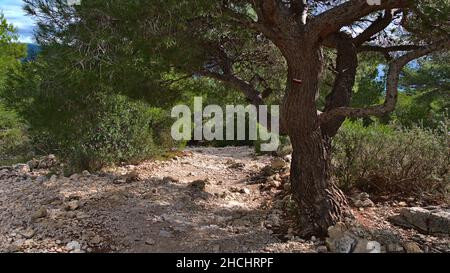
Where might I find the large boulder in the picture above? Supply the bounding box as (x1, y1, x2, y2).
(389, 207, 450, 235)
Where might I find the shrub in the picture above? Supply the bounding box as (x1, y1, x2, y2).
(0, 103, 31, 164)
(4, 61, 174, 172)
(63, 94, 163, 172)
(332, 121, 449, 200)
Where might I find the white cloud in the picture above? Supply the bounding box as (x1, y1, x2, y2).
(0, 0, 36, 43)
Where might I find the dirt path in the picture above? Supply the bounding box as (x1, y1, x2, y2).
(1, 146, 449, 253)
(0, 146, 314, 253)
(99, 146, 307, 253)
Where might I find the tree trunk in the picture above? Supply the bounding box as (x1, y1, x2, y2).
(281, 45, 352, 237)
(289, 130, 352, 237)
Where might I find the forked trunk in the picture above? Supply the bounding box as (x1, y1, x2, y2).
(281, 45, 352, 237)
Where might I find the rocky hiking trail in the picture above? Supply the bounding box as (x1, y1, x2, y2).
(1, 147, 449, 253)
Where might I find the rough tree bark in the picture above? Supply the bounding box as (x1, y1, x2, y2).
(279, 38, 353, 236)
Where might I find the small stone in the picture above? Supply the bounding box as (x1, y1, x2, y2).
(402, 242, 423, 253)
(355, 199, 375, 208)
(31, 207, 48, 221)
(65, 200, 80, 211)
(190, 180, 207, 191)
(266, 211, 282, 227)
(317, 246, 328, 253)
(113, 179, 126, 185)
(270, 158, 286, 170)
(82, 170, 90, 176)
(229, 162, 245, 169)
(159, 230, 173, 238)
(69, 173, 80, 180)
(162, 176, 179, 183)
(142, 192, 154, 200)
(262, 166, 274, 176)
(145, 239, 155, 245)
(27, 159, 40, 170)
(49, 175, 58, 183)
(65, 211, 76, 219)
(353, 240, 381, 253)
(21, 228, 35, 239)
(358, 192, 370, 201)
(328, 222, 347, 239)
(310, 236, 317, 242)
(8, 245, 20, 253)
(39, 154, 57, 169)
(387, 243, 404, 253)
(217, 191, 228, 199)
(125, 171, 140, 183)
(269, 180, 281, 188)
(76, 212, 90, 219)
(35, 176, 47, 183)
(66, 241, 81, 251)
(240, 188, 251, 195)
(326, 234, 356, 253)
(90, 235, 103, 245)
(398, 201, 407, 207)
(14, 164, 30, 173)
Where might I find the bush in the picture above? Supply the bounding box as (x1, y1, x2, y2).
(332, 121, 449, 200)
(0, 103, 31, 164)
(4, 61, 174, 172)
(63, 94, 165, 172)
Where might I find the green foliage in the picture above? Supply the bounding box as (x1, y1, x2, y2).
(0, 104, 30, 164)
(64, 94, 166, 172)
(351, 53, 385, 109)
(0, 13, 29, 164)
(333, 121, 449, 200)
(393, 53, 450, 128)
(4, 55, 174, 172)
(0, 13, 26, 83)
(410, 0, 450, 40)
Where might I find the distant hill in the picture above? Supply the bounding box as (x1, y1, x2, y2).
(23, 43, 41, 62)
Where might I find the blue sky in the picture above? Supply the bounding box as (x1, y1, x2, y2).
(0, 0, 35, 43)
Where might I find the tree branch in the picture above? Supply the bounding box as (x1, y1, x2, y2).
(198, 70, 265, 106)
(357, 44, 421, 59)
(353, 9, 394, 46)
(198, 69, 285, 133)
(309, 0, 411, 41)
(320, 38, 450, 122)
(221, 2, 276, 38)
